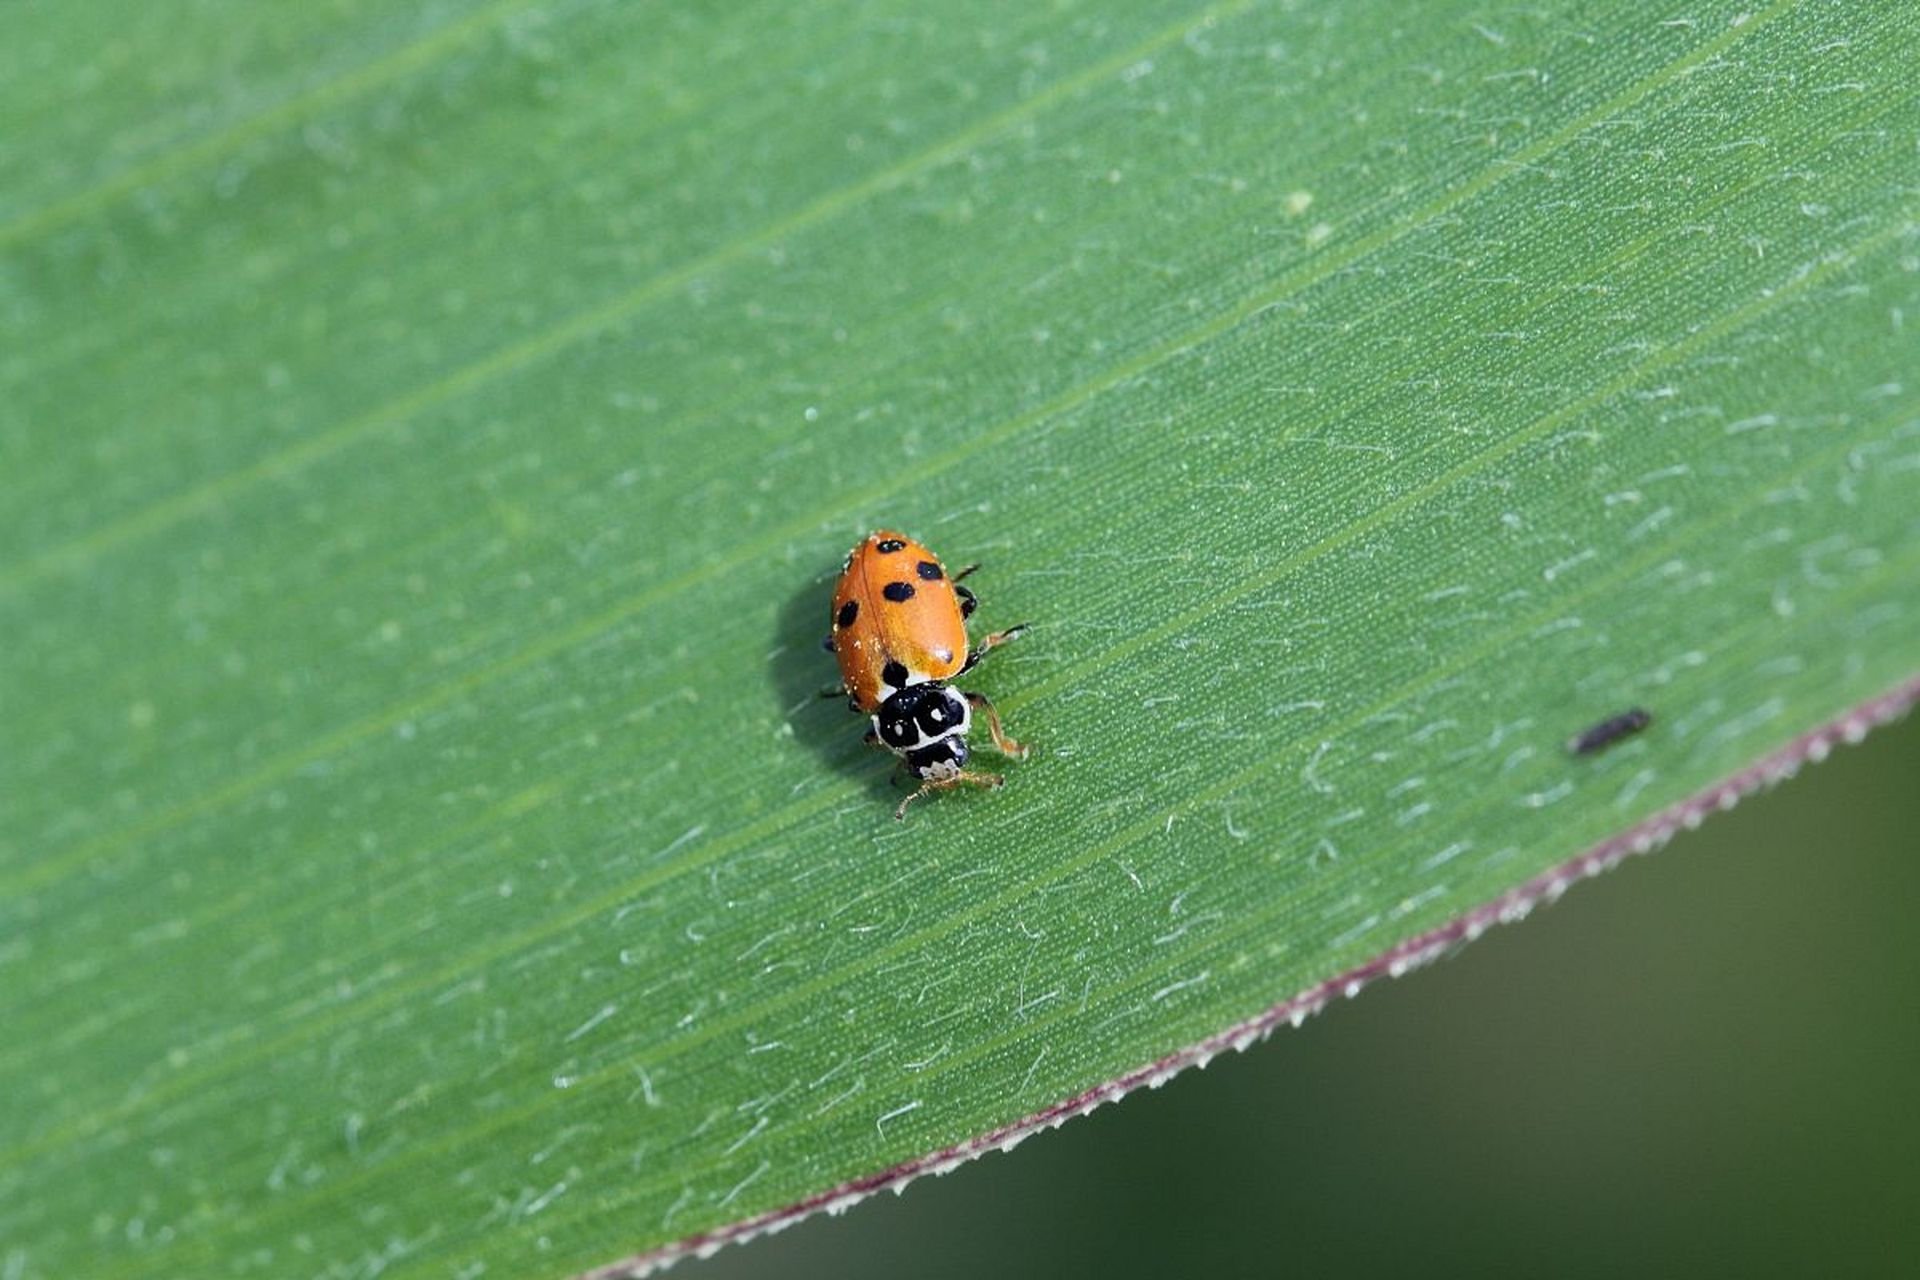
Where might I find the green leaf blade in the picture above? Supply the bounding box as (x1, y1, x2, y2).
(4, 1, 1918, 1276)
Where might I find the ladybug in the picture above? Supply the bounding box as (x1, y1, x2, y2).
(821, 530, 1028, 818)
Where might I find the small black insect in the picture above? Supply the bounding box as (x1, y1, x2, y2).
(1567, 707, 1652, 756)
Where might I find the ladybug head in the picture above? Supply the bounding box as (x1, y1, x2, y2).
(904, 734, 970, 781)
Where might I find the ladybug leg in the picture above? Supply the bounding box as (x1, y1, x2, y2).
(951, 562, 981, 583)
(958, 622, 1028, 674)
(893, 785, 927, 820)
(982, 622, 1028, 649)
(894, 770, 1005, 821)
(963, 691, 1028, 758)
(820, 633, 837, 653)
(822, 686, 867, 716)
(955, 583, 978, 618)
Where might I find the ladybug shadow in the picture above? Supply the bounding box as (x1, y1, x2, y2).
(770, 575, 906, 806)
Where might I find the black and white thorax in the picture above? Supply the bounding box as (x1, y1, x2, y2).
(871, 682, 973, 780)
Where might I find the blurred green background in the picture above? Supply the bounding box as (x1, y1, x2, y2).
(697, 712, 1920, 1279)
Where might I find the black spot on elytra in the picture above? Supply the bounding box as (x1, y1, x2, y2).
(916, 560, 943, 581)
(836, 599, 858, 628)
(882, 660, 910, 688)
(875, 538, 907, 553)
(883, 581, 915, 602)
